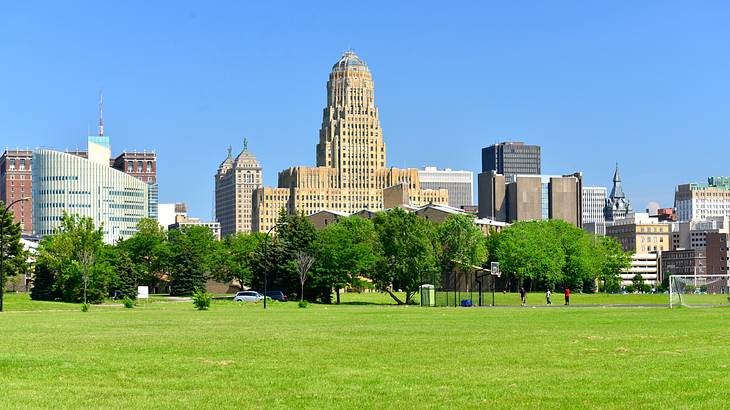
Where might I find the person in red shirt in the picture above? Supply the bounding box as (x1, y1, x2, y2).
(564, 288, 570, 306)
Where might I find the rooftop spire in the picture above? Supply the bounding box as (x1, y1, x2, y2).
(243, 137, 248, 151)
(227, 145, 232, 157)
(98, 90, 104, 136)
(610, 162, 625, 199)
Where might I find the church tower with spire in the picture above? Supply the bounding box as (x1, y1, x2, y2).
(215, 138, 262, 235)
(604, 163, 632, 221)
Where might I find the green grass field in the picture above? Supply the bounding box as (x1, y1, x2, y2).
(1, 292, 729, 409)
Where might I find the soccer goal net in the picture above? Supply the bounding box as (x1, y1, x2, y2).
(669, 275, 730, 308)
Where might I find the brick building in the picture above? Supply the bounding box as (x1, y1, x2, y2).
(0, 150, 34, 234)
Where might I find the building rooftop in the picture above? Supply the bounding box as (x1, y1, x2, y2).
(332, 51, 369, 73)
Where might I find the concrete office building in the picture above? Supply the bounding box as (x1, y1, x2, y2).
(481, 141, 541, 176)
(478, 171, 583, 227)
(418, 167, 473, 209)
(215, 140, 262, 236)
(669, 216, 729, 251)
(252, 51, 448, 233)
(583, 186, 607, 225)
(675, 176, 730, 222)
(0, 150, 34, 234)
(604, 163, 632, 221)
(32, 124, 148, 244)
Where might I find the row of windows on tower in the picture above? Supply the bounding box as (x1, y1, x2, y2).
(126, 161, 154, 173)
(7, 158, 30, 170)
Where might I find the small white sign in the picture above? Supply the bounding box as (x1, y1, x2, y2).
(137, 286, 149, 299)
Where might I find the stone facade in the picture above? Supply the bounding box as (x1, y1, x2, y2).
(253, 51, 447, 232)
(215, 140, 262, 236)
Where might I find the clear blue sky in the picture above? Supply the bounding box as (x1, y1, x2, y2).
(2, 1, 729, 218)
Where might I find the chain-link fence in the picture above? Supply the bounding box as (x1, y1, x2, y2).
(421, 270, 499, 307)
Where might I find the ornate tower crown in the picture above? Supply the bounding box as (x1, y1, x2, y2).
(332, 50, 369, 72)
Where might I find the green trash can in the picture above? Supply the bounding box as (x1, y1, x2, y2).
(420, 284, 435, 307)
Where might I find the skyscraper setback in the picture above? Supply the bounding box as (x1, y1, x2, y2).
(252, 51, 448, 232)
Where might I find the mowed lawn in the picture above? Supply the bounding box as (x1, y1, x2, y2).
(1, 293, 729, 409)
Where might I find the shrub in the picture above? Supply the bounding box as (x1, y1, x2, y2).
(122, 296, 135, 309)
(192, 288, 211, 310)
(81, 303, 89, 312)
(298, 300, 308, 308)
(625, 285, 636, 293)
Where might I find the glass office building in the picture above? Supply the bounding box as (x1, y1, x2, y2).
(32, 147, 149, 243)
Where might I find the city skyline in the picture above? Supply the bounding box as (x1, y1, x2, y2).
(2, 2, 730, 218)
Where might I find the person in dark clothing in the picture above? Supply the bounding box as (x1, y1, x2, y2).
(564, 288, 570, 305)
(520, 287, 526, 306)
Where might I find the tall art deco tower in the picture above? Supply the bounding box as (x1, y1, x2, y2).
(253, 51, 448, 232)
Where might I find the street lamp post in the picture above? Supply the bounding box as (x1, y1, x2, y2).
(1, 197, 30, 313)
(262, 221, 287, 309)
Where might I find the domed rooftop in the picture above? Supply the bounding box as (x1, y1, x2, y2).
(332, 51, 369, 73)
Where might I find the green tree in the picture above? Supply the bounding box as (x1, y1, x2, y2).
(372, 208, 438, 305)
(313, 216, 381, 303)
(168, 226, 218, 296)
(31, 213, 112, 303)
(253, 210, 316, 298)
(0, 201, 28, 294)
(492, 221, 565, 290)
(105, 247, 140, 299)
(438, 214, 488, 274)
(595, 236, 631, 292)
(118, 218, 170, 288)
(632, 273, 645, 290)
(215, 232, 264, 290)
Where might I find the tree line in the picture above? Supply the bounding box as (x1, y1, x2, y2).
(4, 207, 631, 305)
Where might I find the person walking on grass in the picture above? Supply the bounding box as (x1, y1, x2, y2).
(564, 287, 570, 306)
(546, 289, 552, 305)
(520, 287, 526, 306)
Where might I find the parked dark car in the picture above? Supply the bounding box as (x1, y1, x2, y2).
(265, 291, 288, 302)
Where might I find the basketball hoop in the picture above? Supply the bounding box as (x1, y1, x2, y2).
(490, 262, 501, 278)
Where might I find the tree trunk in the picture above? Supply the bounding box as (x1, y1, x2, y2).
(336, 287, 340, 304)
(384, 288, 405, 305)
(300, 282, 304, 303)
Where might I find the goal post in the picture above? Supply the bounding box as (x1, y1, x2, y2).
(669, 275, 730, 308)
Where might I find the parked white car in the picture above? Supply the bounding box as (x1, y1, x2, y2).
(234, 291, 264, 302)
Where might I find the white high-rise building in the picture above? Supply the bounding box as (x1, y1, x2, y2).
(418, 167, 473, 209)
(582, 186, 607, 224)
(675, 177, 730, 221)
(32, 96, 150, 244)
(33, 138, 148, 243)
